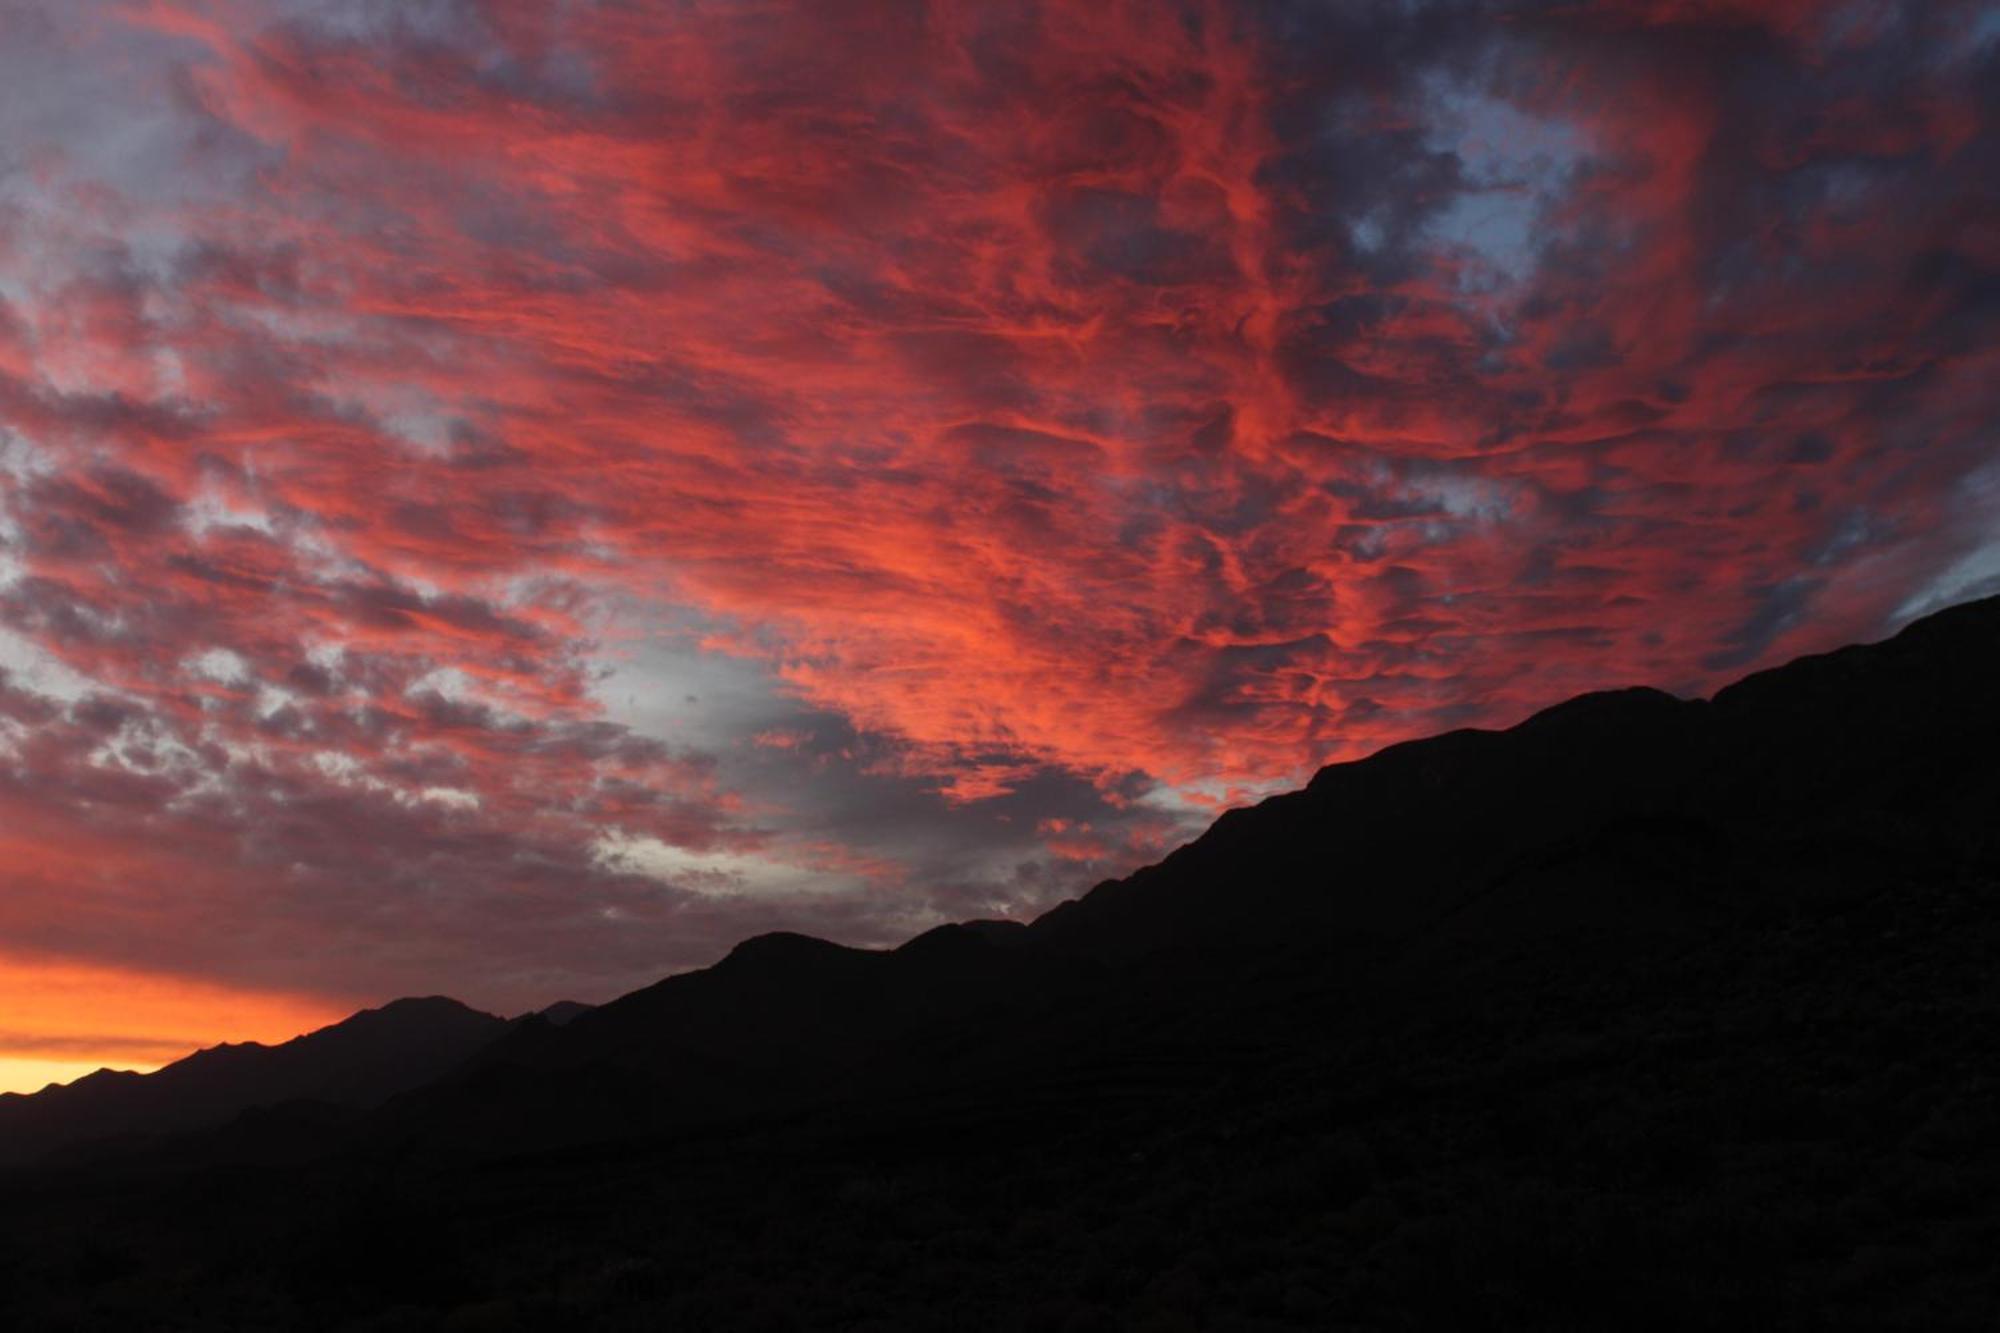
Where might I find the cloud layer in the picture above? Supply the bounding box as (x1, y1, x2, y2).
(1, 0, 1995, 1076)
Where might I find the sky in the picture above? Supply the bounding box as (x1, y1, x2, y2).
(0, 0, 1995, 1093)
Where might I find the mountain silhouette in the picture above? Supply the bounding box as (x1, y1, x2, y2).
(3, 595, 1996, 1328)
(327, 595, 1998, 1163)
(532, 999, 596, 1027)
(0, 996, 505, 1168)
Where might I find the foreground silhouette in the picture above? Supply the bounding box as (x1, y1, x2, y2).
(0, 998, 509, 1169)
(3, 596, 1997, 1329)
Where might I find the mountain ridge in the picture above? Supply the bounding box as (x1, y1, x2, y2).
(0, 995, 507, 1168)
(2, 594, 1997, 1327)
(7, 594, 1996, 1175)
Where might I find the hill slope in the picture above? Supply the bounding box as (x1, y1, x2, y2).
(2, 596, 1996, 1328)
(0, 996, 507, 1167)
(339, 595, 1999, 1163)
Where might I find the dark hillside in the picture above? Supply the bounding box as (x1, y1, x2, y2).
(2, 596, 1996, 1329)
(0, 998, 507, 1169)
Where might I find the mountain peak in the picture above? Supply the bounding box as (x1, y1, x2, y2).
(896, 919, 1030, 957)
(721, 931, 870, 969)
(1512, 684, 1688, 732)
(349, 995, 492, 1024)
(0, 995, 509, 1168)
(538, 1000, 595, 1027)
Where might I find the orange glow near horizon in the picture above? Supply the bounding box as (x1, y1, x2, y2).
(0, 952, 352, 1096)
(0, 0, 1993, 1050)
(0, 1059, 135, 1098)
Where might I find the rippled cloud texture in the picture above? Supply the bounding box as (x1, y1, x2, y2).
(1, 0, 1995, 1076)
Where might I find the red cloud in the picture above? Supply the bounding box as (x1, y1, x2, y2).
(0, 0, 1994, 1060)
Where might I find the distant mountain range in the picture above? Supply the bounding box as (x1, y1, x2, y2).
(0, 998, 590, 1168)
(4, 594, 1996, 1328)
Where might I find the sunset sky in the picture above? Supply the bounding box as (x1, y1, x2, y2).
(0, 0, 1995, 1092)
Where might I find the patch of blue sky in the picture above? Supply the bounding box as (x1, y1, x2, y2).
(1895, 458, 2000, 621)
(1419, 74, 1588, 288)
